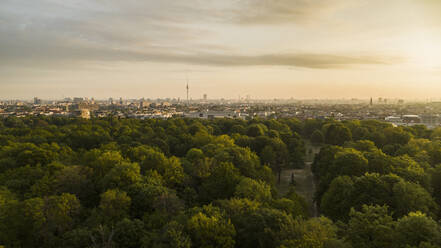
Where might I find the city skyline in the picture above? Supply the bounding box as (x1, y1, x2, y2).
(5, 92, 441, 102)
(4, 95, 441, 103)
(1, 0, 440, 99)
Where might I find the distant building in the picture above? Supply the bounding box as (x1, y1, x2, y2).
(80, 109, 90, 119)
(140, 101, 144, 109)
(33, 97, 42, 105)
(421, 114, 441, 127)
(203, 94, 207, 101)
(185, 111, 243, 119)
(73, 97, 84, 103)
(78, 102, 99, 111)
(402, 115, 421, 124)
(385, 116, 402, 123)
(72, 109, 90, 119)
(254, 111, 276, 118)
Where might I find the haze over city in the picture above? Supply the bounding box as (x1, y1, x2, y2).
(1, 0, 440, 99)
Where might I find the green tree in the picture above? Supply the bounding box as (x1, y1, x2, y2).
(54, 165, 96, 207)
(101, 162, 142, 191)
(396, 212, 441, 247)
(345, 205, 397, 248)
(260, 139, 289, 183)
(392, 180, 438, 218)
(200, 162, 241, 203)
(323, 123, 352, 146)
(322, 173, 439, 221)
(20, 193, 81, 247)
(114, 218, 146, 248)
(311, 130, 324, 144)
(183, 148, 212, 179)
(85, 150, 125, 180)
(234, 177, 272, 202)
(247, 124, 267, 137)
(62, 227, 93, 248)
(271, 192, 308, 218)
(280, 217, 344, 248)
(99, 189, 131, 224)
(218, 197, 300, 248)
(330, 149, 368, 178)
(383, 127, 412, 146)
(320, 176, 355, 221)
(145, 221, 191, 248)
(430, 164, 441, 205)
(187, 205, 236, 248)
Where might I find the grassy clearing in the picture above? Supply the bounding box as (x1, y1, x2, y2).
(277, 140, 321, 216)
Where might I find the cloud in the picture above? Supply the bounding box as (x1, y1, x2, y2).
(0, 0, 404, 70)
(140, 52, 399, 68)
(0, 35, 401, 69)
(231, 0, 350, 25)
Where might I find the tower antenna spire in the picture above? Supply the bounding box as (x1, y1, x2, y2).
(186, 73, 189, 105)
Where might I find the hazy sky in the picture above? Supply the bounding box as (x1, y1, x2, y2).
(1, 0, 440, 100)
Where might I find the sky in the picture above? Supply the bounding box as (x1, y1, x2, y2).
(0, 0, 440, 100)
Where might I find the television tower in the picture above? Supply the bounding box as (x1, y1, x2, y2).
(186, 75, 189, 105)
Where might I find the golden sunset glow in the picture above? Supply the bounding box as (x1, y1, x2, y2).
(0, 0, 440, 99)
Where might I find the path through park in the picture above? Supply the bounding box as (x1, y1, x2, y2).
(279, 141, 320, 217)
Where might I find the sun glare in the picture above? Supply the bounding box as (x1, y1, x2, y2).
(406, 29, 441, 68)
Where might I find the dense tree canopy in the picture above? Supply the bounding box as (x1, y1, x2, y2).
(1, 116, 441, 247)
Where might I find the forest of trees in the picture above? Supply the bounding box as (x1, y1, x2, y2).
(1, 116, 441, 247)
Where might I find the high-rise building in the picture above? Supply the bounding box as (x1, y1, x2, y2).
(203, 94, 207, 101)
(33, 97, 41, 105)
